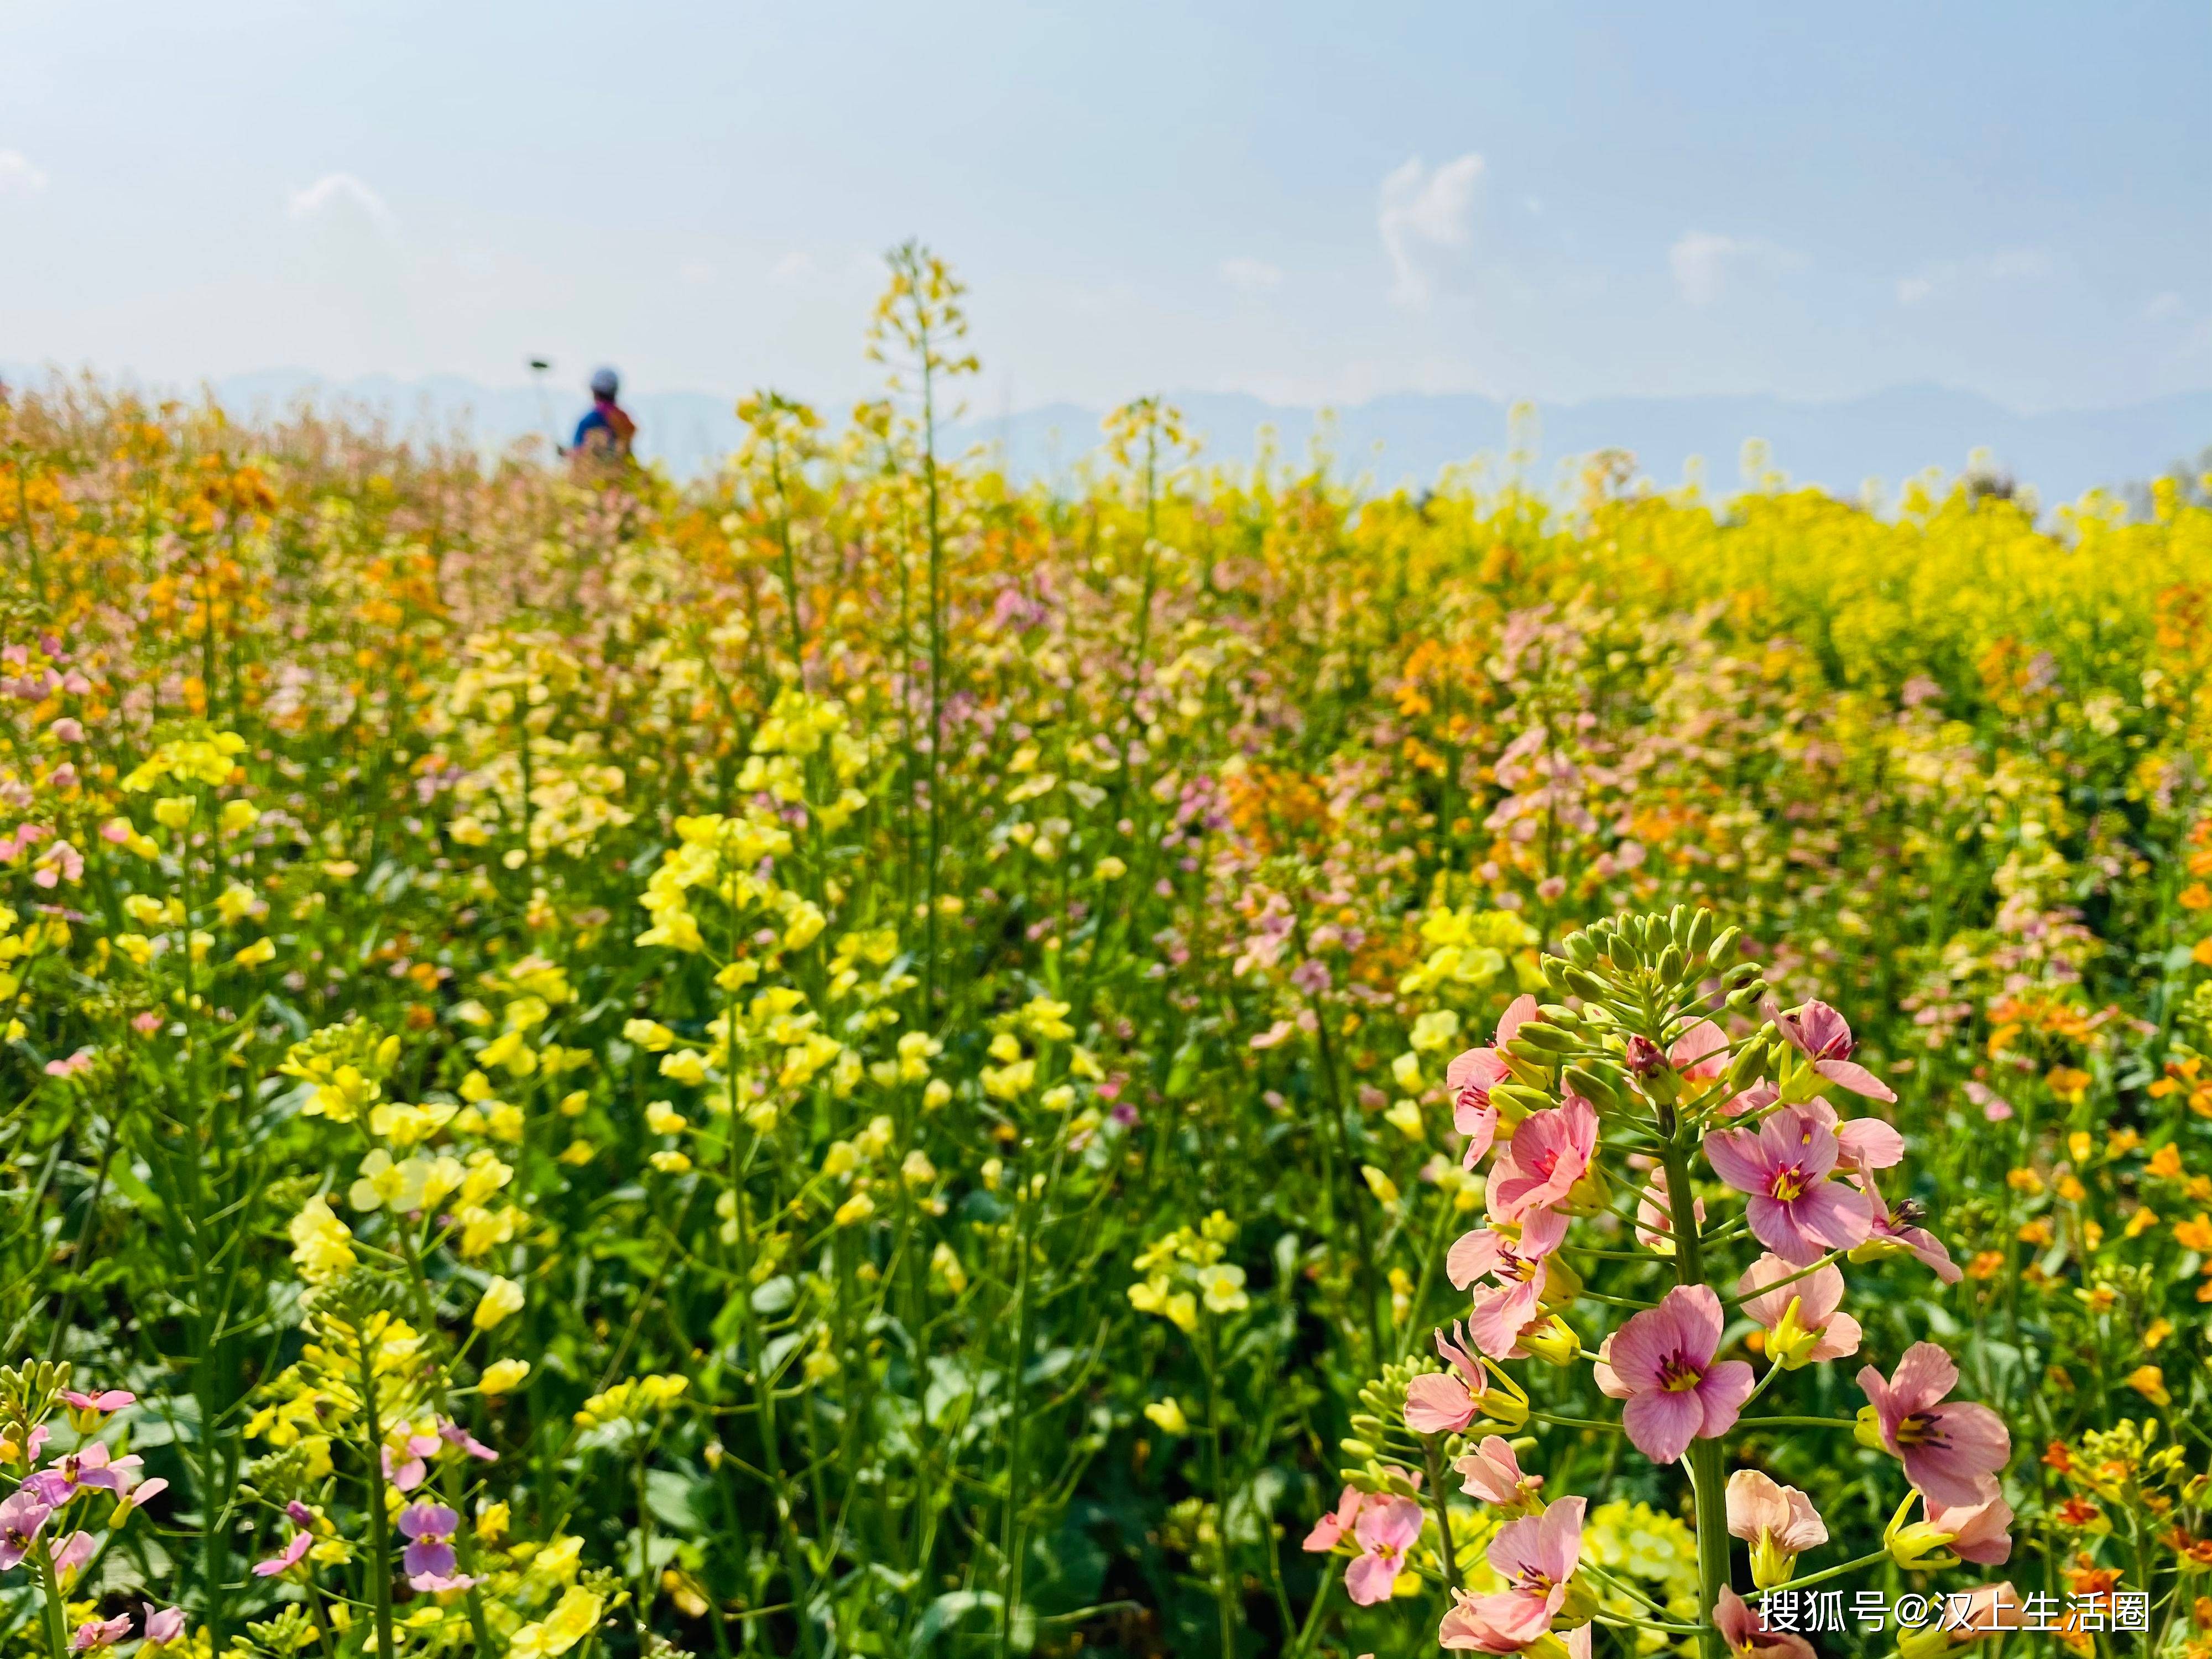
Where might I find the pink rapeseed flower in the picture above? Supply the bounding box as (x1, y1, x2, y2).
(1669, 1019, 1730, 1081)
(52, 1530, 97, 1578)
(252, 1530, 312, 1578)
(1928, 1494, 2014, 1566)
(0, 1489, 50, 1569)
(1736, 1254, 1861, 1368)
(1436, 1496, 1585, 1652)
(1344, 1496, 1423, 1606)
(1302, 1476, 1418, 1553)
(1801, 1098, 1906, 1173)
(1486, 1095, 1599, 1222)
(43, 1048, 95, 1079)
(1858, 1343, 2011, 1507)
(1406, 1323, 1507, 1434)
(33, 1441, 145, 1501)
(1446, 1209, 1571, 1358)
(1713, 1588, 1816, 1659)
(1444, 995, 1538, 1168)
(140, 1606, 186, 1646)
(1453, 1436, 1543, 1512)
(1703, 1104, 1872, 1266)
(1595, 1286, 1755, 1464)
(382, 1430, 440, 1493)
(1725, 1470, 1827, 1587)
(1853, 1170, 1962, 1284)
(69, 1616, 132, 1653)
(399, 1500, 471, 1589)
(60, 1390, 134, 1417)
(1764, 995, 1896, 1102)
(438, 1418, 497, 1462)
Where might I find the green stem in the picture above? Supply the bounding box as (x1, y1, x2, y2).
(357, 1328, 398, 1659)
(1660, 1132, 1729, 1659)
(1420, 1434, 1460, 1592)
(33, 1539, 70, 1659)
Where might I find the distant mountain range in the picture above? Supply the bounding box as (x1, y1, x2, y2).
(9, 363, 2209, 506)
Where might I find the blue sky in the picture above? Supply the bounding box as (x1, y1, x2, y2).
(3, 1, 2206, 413)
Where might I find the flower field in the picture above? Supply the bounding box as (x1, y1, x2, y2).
(3, 252, 2212, 1659)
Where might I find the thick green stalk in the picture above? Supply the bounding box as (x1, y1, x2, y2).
(918, 333, 946, 1021)
(34, 1538, 70, 1659)
(357, 1330, 398, 1659)
(1660, 1131, 1729, 1658)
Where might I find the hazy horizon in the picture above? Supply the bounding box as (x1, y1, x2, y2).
(5, 2, 2208, 422)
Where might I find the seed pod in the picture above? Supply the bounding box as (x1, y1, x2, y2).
(1655, 943, 1685, 984)
(1605, 932, 1640, 972)
(1562, 931, 1598, 967)
(1665, 902, 1687, 941)
(1339, 1438, 1378, 1460)
(1724, 979, 1770, 1015)
(1562, 1062, 1627, 1111)
(1541, 956, 1576, 996)
(1721, 961, 1762, 990)
(1537, 1003, 1584, 1030)
(1708, 924, 1741, 964)
(1489, 1082, 1554, 1120)
(1509, 1022, 1578, 1055)
(1564, 966, 1611, 1003)
(1683, 908, 1714, 958)
(1721, 1035, 1768, 1096)
(1349, 1413, 1386, 1438)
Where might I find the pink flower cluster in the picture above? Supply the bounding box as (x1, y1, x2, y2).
(1313, 978, 2017, 1653)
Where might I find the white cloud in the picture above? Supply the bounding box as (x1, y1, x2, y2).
(0, 150, 48, 196)
(1895, 248, 2049, 307)
(678, 259, 713, 285)
(1379, 152, 1483, 305)
(1218, 257, 1282, 293)
(769, 251, 814, 283)
(1669, 231, 1805, 306)
(288, 173, 394, 228)
(2144, 290, 2187, 322)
